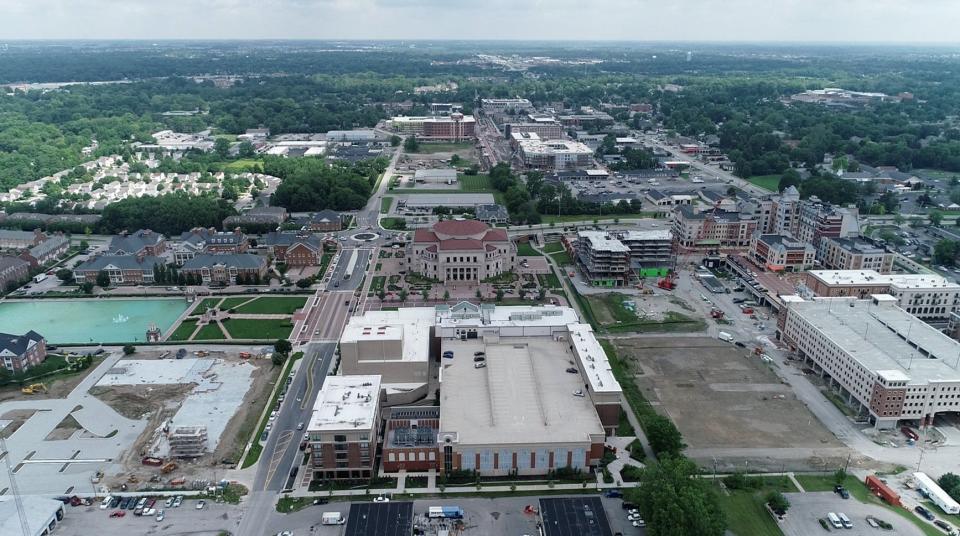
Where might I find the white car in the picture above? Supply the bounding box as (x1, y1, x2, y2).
(143, 508, 156, 517)
(99, 496, 112, 509)
(156, 509, 165, 521)
(196, 500, 206, 510)
(373, 496, 390, 503)
(632, 519, 646, 527)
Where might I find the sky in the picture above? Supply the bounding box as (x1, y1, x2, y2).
(0, 0, 959, 43)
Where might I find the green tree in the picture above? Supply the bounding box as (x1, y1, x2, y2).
(403, 136, 420, 152)
(55, 268, 74, 284)
(624, 457, 725, 536)
(930, 210, 944, 227)
(766, 491, 790, 513)
(833, 468, 847, 485)
(894, 214, 906, 225)
(214, 137, 231, 159)
(390, 135, 401, 147)
(377, 288, 386, 301)
(443, 289, 450, 300)
(274, 339, 293, 355)
(272, 352, 287, 367)
(95, 270, 111, 288)
(646, 414, 685, 457)
(778, 169, 802, 192)
(79, 240, 90, 251)
(122, 345, 136, 355)
(938, 473, 960, 502)
(450, 154, 461, 166)
(399, 288, 408, 302)
(935, 239, 959, 265)
(296, 278, 312, 288)
(79, 282, 94, 294)
(496, 289, 504, 302)
(238, 140, 256, 158)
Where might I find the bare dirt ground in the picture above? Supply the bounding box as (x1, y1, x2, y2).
(0, 409, 38, 439)
(0, 355, 106, 403)
(614, 336, 841, 450)
(214, 357, 277, 465)
(44, 413, 83, 441)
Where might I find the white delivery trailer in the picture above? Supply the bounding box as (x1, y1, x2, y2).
(717, 331, 733, 343)
(321, 512, 345, 525)
(914, 472, 960, 514)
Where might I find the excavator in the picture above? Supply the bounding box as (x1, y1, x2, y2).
(21, 383, 47, 395)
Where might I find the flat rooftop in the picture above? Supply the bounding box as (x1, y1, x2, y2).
(786, 297, 960, 385)
(568, 323, 621, 394)
(618, 230, 672, 242)
(439, 337, 604, 446)
(809, 270, 959, 290)
(578, 231, 629, 253)
(435, 302, 581, 330)
(341, 308, 435, 363)
(308, 375, 381, 433)
(401, 193, 496, 207)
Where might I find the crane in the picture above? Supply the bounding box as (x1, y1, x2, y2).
(0, 435, 29, 536)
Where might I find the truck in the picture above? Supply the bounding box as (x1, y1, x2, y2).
(33, 273, 47, 283)
(427, 506, 464, 519)
(321, 512, 345, 525)
(914, 472, 960, 514)
(717, 332, 734, 343)
(343, 251, 358, 280)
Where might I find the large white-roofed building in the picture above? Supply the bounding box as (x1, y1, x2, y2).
(779, 294, 960, 429)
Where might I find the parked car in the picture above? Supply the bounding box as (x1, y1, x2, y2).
(110, 511, 126, 518)
(196, 500, 206, 510)
(173, 496, 183, 508)
(474, 362, 486, 369)
(473, 356, 485, 362)
(156, 509, 165, 521)
(604, 490, 622, 498)
(565, 367, 578, 374)
(915, 505, 935, 521)
(834, 485, 850, 499)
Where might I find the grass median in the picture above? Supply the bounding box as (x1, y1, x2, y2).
(241, 352, 303, 469)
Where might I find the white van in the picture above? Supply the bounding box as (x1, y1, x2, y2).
(717, 332, 733, 343)
(827, 512, 843, 529)
(837, 512, 853, 529)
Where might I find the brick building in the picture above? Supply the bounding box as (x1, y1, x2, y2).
(0, 330, 47, 373)
(409, 220, 515, 283)
(307, 375, 382, 481)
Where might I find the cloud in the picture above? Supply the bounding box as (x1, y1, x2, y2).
(0, 0, 957, 41)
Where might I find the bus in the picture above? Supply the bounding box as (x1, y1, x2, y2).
(343, 251, 358, 280)
(427, 506, 464, 519)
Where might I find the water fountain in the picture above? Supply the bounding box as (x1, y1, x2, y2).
(112, 313, 129, 324)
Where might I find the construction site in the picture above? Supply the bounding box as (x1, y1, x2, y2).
(0, 345, 275, 495)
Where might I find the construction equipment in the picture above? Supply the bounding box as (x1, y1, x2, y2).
(657, 271, 677, 291)
(20, 383, 46, 395)
(161, 462, 178, 474)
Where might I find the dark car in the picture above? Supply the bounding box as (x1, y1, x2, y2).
(734, 341, 746, 348)
(934, 520, 955, 533)
(834, 485, 850, 499)
(473, 356, 485, 362)
(604, 490, 623, 498)
(126, 497, 138, 510)
(110, 497, 121, 508)
(621, 502, 637, 510)
(565, 367, 578, 374)
(118, 497, 130, 509)
(915, 505, 935, 521)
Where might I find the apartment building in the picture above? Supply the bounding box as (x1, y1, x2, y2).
(409, 220, 515, 283)
(795, 202, 859, 246)
(575, 231, 631, 287)
(805, 270, 960, 322)
(388, 113, 476, 142)
(504, 122, 565, 140)
(515, 134, 593, 171)
(0, 229, 46, 250)
(673, 206, 759, 251)
(748, 234, 816, 272)
(779, 295, 960, 429)
(107, 229, 167, 260)
(19, 235, 69, 267)
(174, 228, 249, 264)
(307, 375, 382, 481)
(0, 256, 29, 291)
(73, 255, 163, 285)
(0, 330, 46, 373)
(818, 237, 894, 273)
(180, 254, 268, 285)
(480, 98, 533, 113)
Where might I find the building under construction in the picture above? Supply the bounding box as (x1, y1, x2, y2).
(168, 426, 208, 458)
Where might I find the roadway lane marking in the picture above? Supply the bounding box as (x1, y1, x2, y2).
(263, 430, 293, 487)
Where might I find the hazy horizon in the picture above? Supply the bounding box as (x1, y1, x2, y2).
(1, 0, 959, 43)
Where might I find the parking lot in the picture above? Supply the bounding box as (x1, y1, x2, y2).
(56, 498, 241, 536)
(780, 492, 925, 536)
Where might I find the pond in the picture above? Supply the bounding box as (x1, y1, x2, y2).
(0, 298, 190, 344)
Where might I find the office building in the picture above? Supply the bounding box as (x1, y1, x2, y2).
(307, 375, 382, 481)
(262, 232, 325, 267)
(504, 122, 565, 140)
(673, 206, 758, 251)
(480, 98, 533, 113)
(818, 237, 894, 273)
(409, 220, 515, 283)
(339, 308, 434, 387)
(388, 114, 476, 142)
(778, 295, 960, 429)
(749, 234, 816, 272)
(805, 270, 960, 323)
(107, 229, 167, 260)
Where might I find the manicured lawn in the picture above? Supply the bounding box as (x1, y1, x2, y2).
(370, 276, 386, 293)
(548, 250, 573, 266)
(224, 159, 263, 172)
(234, 296, 308, 315)
(460, 174, 493, 191)
(167, 319, 198, 341)
(381, 217, 407, 230)
(746, 174, 781, 192)
(219, 297, 253, 310)
(543, 242, 566, 254)
(415, 142, 474, 153)
(192, 298, 222, 315)
(538, 273, 561, 288)
(380, 196, 393, 214)
(516, 242, 542, 256)
(241, 352, 301, 469)
(223, 319, 293, 339)
(193, 322, 226, 340)
(319, 252, 334, 278)
(716, 490, 784, 536)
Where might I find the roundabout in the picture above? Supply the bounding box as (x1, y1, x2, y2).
(351, 232, 380, 242)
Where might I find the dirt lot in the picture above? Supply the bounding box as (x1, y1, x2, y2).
(0, 355, 106, 403)
(613, 336, 840, 450)
(0, 409, 37, 439)
(89, 350, 278, 488)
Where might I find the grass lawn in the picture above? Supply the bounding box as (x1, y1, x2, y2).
(224, 159, 263, 172)
(224, 318, 293, 339)
(380, 196, 393, 214)
(460, 174, 493, 191)
(795, 474, 943, 536)
(370, 276, 386, 293)
(583, 292, 705, 334)
(746, 174, 781, 192)
(416, 142, 474, 153)
(319, 252, 334, 278)
(193, 322, 226, 340)
(219, 297, 253, 310)
(167, 319, 198, 341)
(543, 242, 565, 254)
(234, 296, 308, 315)
(242, 352, 301, 469)
(716, 490, 784, 536)
(548, 250, 573, 266)
(192, 297, 222, 315)
(538, 273, 561, 288)
(516, 242, 542, 256)
(381, 217, 407, 230)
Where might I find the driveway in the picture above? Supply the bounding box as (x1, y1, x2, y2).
(780, 492, 925, 536)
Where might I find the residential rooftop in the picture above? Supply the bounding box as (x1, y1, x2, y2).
(808, 270, 960, 289)
(341, 308, 436, 363)
(307, 375, 382, 432)
(577, 231, 630, 253)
